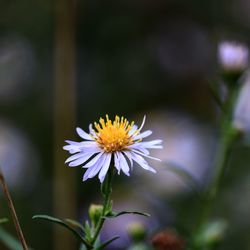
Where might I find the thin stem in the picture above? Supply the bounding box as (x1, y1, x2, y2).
(199, 129, 237, 226)
(0, 168, 29, 250)
(204, 85, 240, 217)
(90, 169, 114, 249)
(194, 83, 240, 244)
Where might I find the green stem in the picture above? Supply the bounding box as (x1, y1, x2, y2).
(200, 128, 237, 225)
(194, 83, 240, 246)
(203, 84, 240, 220)
(90, 169, 114, 249)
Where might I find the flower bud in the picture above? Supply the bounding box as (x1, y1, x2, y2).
(218, 41, 249, 74)
(127, 222, 146, 242)
(88, 204, 103, 227)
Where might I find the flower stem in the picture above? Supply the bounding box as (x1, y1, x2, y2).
(195, 84, 240, 237)
(90, 169, 114, 249)
(0, 168, 29, 250)
(200, 128, 238, 226)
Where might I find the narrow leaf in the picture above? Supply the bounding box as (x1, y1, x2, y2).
(65, 219, 84, 231)
(104, 211, 150, 218)
(33, 215, 91, 247)
(96, 236, 120, 250)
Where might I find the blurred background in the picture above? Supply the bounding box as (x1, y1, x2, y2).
(1, 0, 250, 249)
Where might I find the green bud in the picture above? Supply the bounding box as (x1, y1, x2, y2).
(88, 204, 103, 227)
(127, 222, 146, 242)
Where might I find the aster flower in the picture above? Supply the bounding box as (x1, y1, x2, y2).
(218, 41, 249, 73)
(63, 115, 162, 182)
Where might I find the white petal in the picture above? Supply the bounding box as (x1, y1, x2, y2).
(130, 152, 156, 173)
(64, 141, 98, 151)
(66, 151, 98, 164)
(69, 152, 97, 167)
(63, 144, 80, 151)
(65, 140, 81, 145)
(76, 127, 94, 140)
(89, 123, 97, 137)
(133, 130, 152, 140)
(117, 152, 130, 176)
(131, 149, 161, 161)
(114, 152, 121, 174)
(79, 145, 101, 154)
(65, 152, 87, 163)
(79, 141, 99, 148)
(133, 140, 163, 149)
(128, 125, 138, 136)
(82, 152, 104, 168)
(128, 144, 150, 155)
(83, 154, 106, 181)
(98, 153, 112, 183)
(138, 115, 146, 131)
(69, 149, 81, 154)
(123, 151, 133, 168)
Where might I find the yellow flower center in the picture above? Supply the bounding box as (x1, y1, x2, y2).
(94, 115, 138, 152)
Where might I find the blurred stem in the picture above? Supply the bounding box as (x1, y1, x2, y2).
(89, 169, 115, 249)
(53, 0, 77, 249)
(195, 84, 240, 240)
(201, 128, 238, 225)
(0, 168, 29, 250)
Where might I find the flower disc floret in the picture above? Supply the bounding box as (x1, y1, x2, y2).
(94, 115, 136, 152)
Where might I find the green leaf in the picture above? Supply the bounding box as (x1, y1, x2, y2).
(65, 219, 84, 231)
(0, 226, 33, 250)
(104, 211, 150, 218)
(95, 236, 119, 250)
(0, 218, 8, 224)
(33, 215, 91, 248)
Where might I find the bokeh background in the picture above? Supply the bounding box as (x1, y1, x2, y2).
(1, 0, 250, 249)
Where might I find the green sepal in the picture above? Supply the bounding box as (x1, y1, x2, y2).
(104, 210, 150, 218)
(0, 218, 8, 224)
(32, 215, 91, 248)
(95, 235, 120, 250)
(83, 220, 93, 242)
(89, 204, 103, 228)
